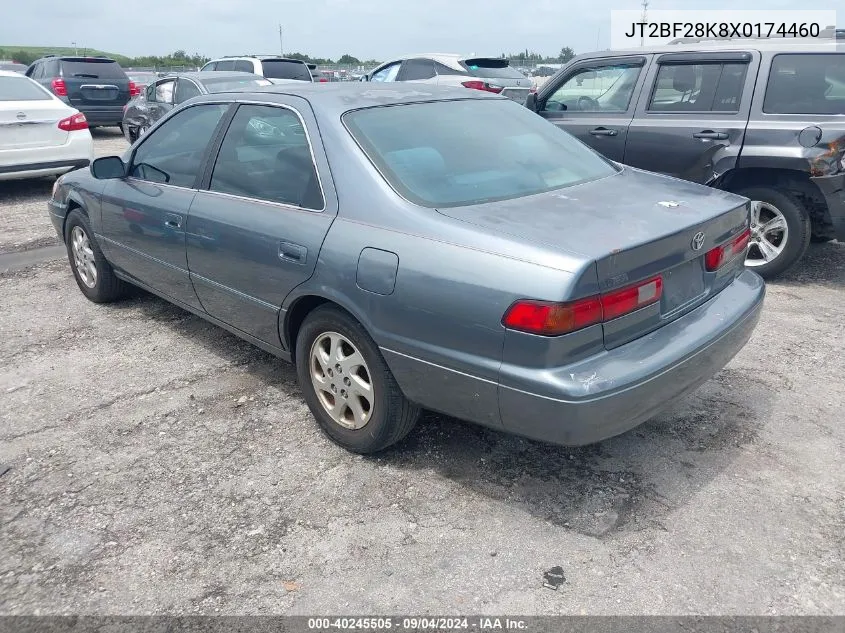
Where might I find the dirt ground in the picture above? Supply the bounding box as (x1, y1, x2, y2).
(0, 131, 843, 616)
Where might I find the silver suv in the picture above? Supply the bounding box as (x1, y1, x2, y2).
(200, 56, 313, 82)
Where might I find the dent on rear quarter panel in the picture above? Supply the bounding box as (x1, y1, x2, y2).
(306, 216, 591, 430)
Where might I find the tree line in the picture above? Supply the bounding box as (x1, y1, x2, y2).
(1, 47, 576, 69)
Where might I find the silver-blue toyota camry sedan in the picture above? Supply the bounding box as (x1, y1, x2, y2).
(47, 83, 765, 453)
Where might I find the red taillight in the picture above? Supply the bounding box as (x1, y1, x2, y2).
(461, 80, 503, 94)
(129, 81, 140, 97)
(503, 297, 603, 336)
(601, 276, 663, 321)
(58, 113, 88, 132)
(705, 228, 751, 272)
(502, 275, 664, 336)
(51, 78, 67, 96)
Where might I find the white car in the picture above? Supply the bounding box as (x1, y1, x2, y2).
(361, 54, 534, 102)
(200, 56, 313, 82)
(0, 70, 94, 181)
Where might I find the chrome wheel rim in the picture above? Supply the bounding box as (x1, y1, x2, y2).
(70, 226, 97, 288)
(309, 331, 374, 430)
(746, 200, 788, 267)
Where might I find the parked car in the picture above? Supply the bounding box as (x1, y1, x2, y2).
(122, 71, 271, 142)
(200, 56, 313, 82)
(360, 54, 533, 102)
(0, 70, 93, 181)
(0, 61, 28, 74)
(126, 71, 158, 92)
(526, 39, 845, 278)
(48, 83, 764, 454)
(25, 55, 137, 129)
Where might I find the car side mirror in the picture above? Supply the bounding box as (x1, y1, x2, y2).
(91, 156, 126, 180)
(525, 92, 538, 112)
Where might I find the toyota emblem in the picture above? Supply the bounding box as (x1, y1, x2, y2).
(16, 112, 26, 120)
(691, 231, 706, 251)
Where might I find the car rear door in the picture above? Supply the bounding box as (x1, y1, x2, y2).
(535, 56, 650, 162)
(185, 97, 337, 350)
(624, 51, 758, 184)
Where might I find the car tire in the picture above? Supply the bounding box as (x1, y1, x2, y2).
(64, 210, 127, 303)
(734, 186, 811, 280)
(295, 305, 420, 454)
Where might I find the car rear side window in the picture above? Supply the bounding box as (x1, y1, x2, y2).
(233, 60, 254, 73)
(261, 60, 312, 81)
(763, 54, 845, 115)
(432, 62, 466, 76)
(210, 104, 324, 210)
(344, 99, 618, 208)
(649, 62, 748, 112)
(59, 59, 126, 80)
(399, 58, 436, 81)
(129, 104, 228, 188)
(0, 76, 52, 100)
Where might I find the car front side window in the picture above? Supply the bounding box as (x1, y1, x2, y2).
(129, 103, 229, 188)
(370, 62, 401, 82)
(545, 63, 642, 113)
(209, 104, 324, 210)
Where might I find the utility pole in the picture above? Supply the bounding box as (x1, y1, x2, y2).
(72, 41, 77, 55)
(278, 24, 283, 56)
(640, 0, 648, 47)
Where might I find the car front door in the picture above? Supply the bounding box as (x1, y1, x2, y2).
(535, 56, 649, 162)
(185, 99, 337, 350)
(624, 51, 758, 183)
(99, 102, 231, 309)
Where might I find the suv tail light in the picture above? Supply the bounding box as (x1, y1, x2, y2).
(705, 228, 751, 272)
(129, 81, 140, 97)
(58, 113, 88, 132)
(461, 80, 503, 94)
(51, 78, 67, 96)
(502, 275, 663, 336)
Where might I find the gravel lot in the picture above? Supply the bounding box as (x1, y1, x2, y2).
(1, 133, 844, 616)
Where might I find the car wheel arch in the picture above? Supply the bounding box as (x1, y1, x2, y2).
(62, 198, 88, 241)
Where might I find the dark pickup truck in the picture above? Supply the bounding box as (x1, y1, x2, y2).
(527, 39, 845, 278)
(26, 55, 136, 129)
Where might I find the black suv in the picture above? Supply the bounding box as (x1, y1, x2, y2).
(527, 39, 845, 278)
(25, 55, 135, 128)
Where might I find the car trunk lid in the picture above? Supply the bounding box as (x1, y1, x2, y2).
(59, 58, 130, 107)
(459, 57, 533, 102)
(0, 100, 73, 149)
(436, 167, 750, 348)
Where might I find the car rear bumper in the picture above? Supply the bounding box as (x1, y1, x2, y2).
(812, 173, 845, 241)
(75, 105, 126, 126)
(0, 132, 93, 181)
(497, 269, 765, 446)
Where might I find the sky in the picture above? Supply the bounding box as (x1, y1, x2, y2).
(2, 0, 840, 61)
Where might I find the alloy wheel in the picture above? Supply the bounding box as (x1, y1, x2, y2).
(746, 200, 788, 267)
(71, 226, 97, 288)
(309, 331, 374, 430)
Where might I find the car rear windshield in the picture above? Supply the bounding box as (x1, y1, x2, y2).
(200, 76, 272, 92)
(60, 58, 127, 80)
(460, 58, 527, 79)
(0, 76, 51, 100)
(764, 53, 845, 114)
(344, 98, 618, 208)
(260, 60, 312, 81)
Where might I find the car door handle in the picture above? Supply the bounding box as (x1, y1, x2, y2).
(279, 241, 306, 264)
(589, 127, 618, 137)
(163, 213, 182, 229)
(693, 130, 729, 140)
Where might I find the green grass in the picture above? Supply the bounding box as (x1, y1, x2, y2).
(0, 45, 131, 65)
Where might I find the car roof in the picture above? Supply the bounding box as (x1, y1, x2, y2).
(197, 82, 502, 116)
(210, 55, 308, 63)
(380, 53, 503, 71)
(170, 71, 265, 82)
(582, 38, 845, 58)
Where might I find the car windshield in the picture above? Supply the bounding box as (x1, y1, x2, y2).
(260, 60, 312, 81)
(59, 58, 126, 79)
(0, 75, 51, 100)
(200, 76, 272, 92)
(764, 53, 845, 114)
(344, 98, 618, 208)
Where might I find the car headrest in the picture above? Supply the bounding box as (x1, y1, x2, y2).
(672, 65, 697, 93)
(384, 147, 446, 179)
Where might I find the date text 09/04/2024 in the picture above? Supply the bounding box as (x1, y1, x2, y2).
(307, 617, 529, 630)
(623, 21, 822, 39)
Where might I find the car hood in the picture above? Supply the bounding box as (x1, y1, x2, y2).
(434, 166, 749, 261)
